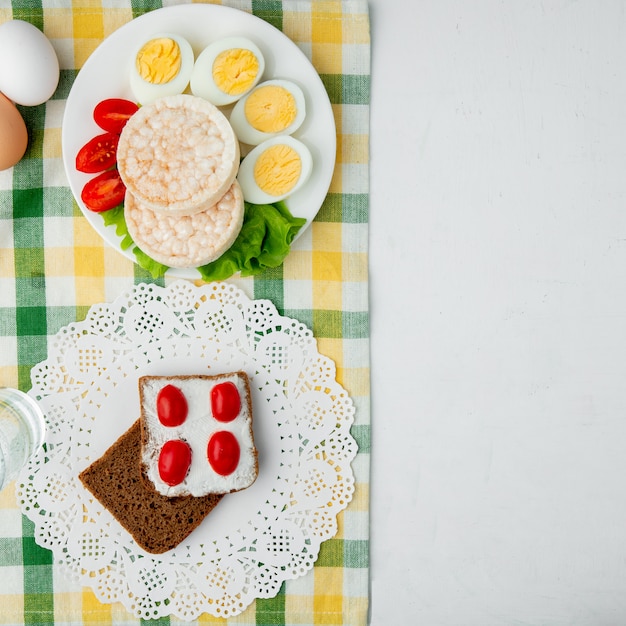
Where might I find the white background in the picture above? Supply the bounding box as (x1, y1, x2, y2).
(369, 1, 626, 623)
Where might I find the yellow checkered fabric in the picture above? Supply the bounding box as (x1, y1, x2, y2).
(0, 1, 370, 624)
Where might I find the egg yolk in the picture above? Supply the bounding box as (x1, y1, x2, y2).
(253, 144, 302, 197)
(244, 85, 297, 134)
(136, 37, 182, 85)
(212, 48, 260, 96)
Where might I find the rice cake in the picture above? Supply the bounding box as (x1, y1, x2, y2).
(125, 180, 244, 268)
(117, 94, 240, 216)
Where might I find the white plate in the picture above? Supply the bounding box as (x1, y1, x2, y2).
(61, 4, 336, 279)
(17, 281, 357, 620)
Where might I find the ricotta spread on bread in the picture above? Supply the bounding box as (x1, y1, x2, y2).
(139, 373, 258, 498)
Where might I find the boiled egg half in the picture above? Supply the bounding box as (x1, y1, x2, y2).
(190, 37, 265, 107)
(237, 135, 313, 204)
(229, 79, 306, 146)
(130, 33, 194, 104)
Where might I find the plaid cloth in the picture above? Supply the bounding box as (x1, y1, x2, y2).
(0, 0, 370, 624)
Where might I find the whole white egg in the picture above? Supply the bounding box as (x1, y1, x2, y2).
(237, 135, 313, 205)
(129, 33, 194, 105)
(190, 37, 265, 107)
(229, 79, 306, 146)
(0, 20, 59, 106)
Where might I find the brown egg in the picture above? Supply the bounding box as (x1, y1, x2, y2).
(0, 92, 28, 170)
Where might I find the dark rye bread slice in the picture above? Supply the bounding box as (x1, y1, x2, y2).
(79, 419, 223, 554)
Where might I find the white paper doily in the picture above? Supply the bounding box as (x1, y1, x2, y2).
(16, 281, 357, 620)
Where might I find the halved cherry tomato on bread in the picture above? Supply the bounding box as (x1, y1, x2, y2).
(76, 132, 119, 173)
(93, 98, 139, 134)
(81, 169, 126, 212)
(158, 439, 192, 486)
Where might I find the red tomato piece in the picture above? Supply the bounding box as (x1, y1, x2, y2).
(81, 169, 126, 212)
(93, 98, 139, 134)
(75, 132, 119, 173)
(207, 431, 240, 476)
(210, 382, 241, 423)
(158, 439, 192, 486)
(157, 384, 188, 427)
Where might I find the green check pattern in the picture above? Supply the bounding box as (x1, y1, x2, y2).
(0, 1, 370, 624)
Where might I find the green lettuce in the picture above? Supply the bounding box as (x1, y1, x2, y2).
(100, 201, 306, 281)
(198, 201, 306, 281)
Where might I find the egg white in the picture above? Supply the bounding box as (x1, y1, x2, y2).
(129, 33, 194, 105)
(229, 79, 306, 146)
(237, 135, 313, 205)
(190, 37, 265, 107)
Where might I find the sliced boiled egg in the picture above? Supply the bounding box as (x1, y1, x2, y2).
(229, 79, 306, 146)
(190, 37, 265, 107)
(237, 135, 313, 204)
(129, 33, 194, 105)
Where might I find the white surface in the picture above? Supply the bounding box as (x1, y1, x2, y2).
(369, 1, 626, 624)
(61, 4, 335, 279)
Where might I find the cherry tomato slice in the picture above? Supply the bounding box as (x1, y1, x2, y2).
(207, 430, 240, 476)
(157, 384, 188, 427)
(76, 132, 119, 173)
(93, 98, 139, 134)
(81, 169, 126, 212)
(158, 439, 192, 486)
(210, 382, 241, 423)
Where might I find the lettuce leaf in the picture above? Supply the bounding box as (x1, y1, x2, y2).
(197, 201, 306, 281)
(99, 201, 306, 281)
(101, 204, 133, 250)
